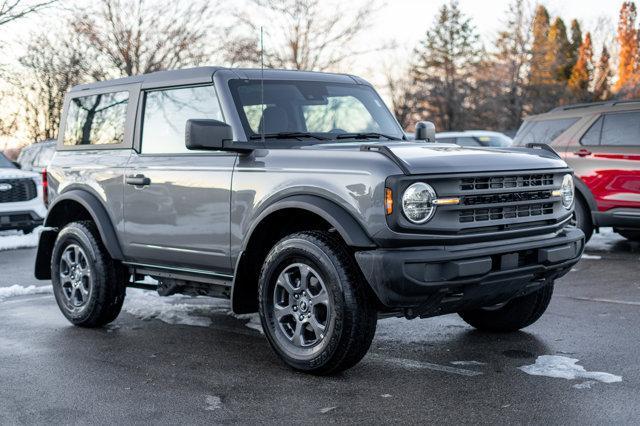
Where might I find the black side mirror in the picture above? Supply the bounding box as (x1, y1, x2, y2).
(185, 119, 233, 150)
(12, 161, 21, 169)
(414, 121, 436, 142)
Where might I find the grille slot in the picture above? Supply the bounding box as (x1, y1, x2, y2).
(463, 190, 552, 206)
(460, 174, 554, 191)
(0, 178, 37, 203)
(459, 203, 554, 223)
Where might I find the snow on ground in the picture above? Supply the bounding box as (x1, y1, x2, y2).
(0, 284, 52, 301)
(123, 288, 263, 333)
(581, 254, 602, 260)
(519, 355, 622, 384)
(0, 227, 42, 251)
(585, 228, 626, 252)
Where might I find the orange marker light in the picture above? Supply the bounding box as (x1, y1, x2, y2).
(385, 188, 393, 215)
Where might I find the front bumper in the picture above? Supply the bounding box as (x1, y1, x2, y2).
(355, 227, 584, 315)
(0, 210, 44, 231)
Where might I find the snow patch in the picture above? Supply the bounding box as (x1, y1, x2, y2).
(519, 355, 622, 384)
(581, 254, 602, 260)
(320, 406, 337, 414)
(0, 227, 42, 251)
(123, 289, 229, 328)
(231, 312, 263, 334)
(586, 228, 625, 252)
(573, 380, 598, 389)
(0, 284, 52, 301)
(204, 395, 223, 411)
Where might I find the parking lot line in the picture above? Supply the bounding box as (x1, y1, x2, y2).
(561, 296, 640, 307)
(369, 354, 484, 376)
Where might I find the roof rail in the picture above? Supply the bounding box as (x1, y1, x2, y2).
(550, 99, 640, 112)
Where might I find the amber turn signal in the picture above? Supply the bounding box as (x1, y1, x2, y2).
(385, 188, 393, 215)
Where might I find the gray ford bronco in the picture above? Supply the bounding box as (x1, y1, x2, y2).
(35, 67, 584, 374)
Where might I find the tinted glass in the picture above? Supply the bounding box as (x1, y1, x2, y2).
(0, 153, 15, 168)
(580, 116, 603, 146)
(476, 135, 512, 147)
(601, 111, 640, 146)
(230, 80, 403, 140)
(64, 92, 128, 146)
(437, 137, 456, 144)
(513, 118, 579, 145)
(456, 137, 481, 147)
(142, 85, 224, 154)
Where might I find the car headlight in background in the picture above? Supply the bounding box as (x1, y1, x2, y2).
(402, 182, 437, 223)
(559, 174, 574, 209)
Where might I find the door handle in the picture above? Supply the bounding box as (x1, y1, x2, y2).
(574, 149, 592, 157)
(126, 174, 151, 186)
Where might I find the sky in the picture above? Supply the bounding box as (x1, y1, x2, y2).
(0, 0, 626, 148)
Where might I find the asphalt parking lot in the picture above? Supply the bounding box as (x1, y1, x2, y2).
(0, 229, 638, 424)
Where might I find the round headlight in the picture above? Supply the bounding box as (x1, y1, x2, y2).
(402, 182, 437, 223)
(561, 174, 574, 209)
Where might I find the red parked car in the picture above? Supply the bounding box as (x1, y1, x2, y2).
(514, 100, 640, 241)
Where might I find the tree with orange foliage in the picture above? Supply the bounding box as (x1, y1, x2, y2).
(614, 1, 639, 97)
(568, 32, 593, 100)
(593, 45, 612, 100)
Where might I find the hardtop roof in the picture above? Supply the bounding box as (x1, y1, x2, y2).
(70, 66, 365, 92)
(524, 99, 640, 121)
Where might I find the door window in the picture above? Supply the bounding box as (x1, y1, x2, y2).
(601, 111, 640, 146)
(456, 137, 481, 147)
(580, 116, 603, 146)
(63, 91, 129, 146)
(141, 85, 224, 154)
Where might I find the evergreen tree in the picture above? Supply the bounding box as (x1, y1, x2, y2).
(411, 0, 480, 130)
(568, 32, 594, 100)
(529, 5, 552, 86)
(568, 19, 582, 72)
(593, 44, 612, 100)
(614, 1, 639, 95)
(547, 17, 573, 81)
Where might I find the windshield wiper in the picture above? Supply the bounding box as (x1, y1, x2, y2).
(249, 132, 328, 141)
(335, 132, 401, 141)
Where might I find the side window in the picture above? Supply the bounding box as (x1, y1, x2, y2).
(456, 137, 481, 147)
(63, 91, 129, 146)
(437, 137, 456, 144)
(514, 118, 579, 146)
(580, 116, 603, 146)
(601, 111, 640, 146)
(141, 85, 224, 154)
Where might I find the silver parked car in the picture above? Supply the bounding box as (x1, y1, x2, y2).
(436, 130, 513, 147)
(35, 67, 583, 374)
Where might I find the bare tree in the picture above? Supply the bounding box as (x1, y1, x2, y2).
(4, 28, 98, 142)
(225, 0, 383, 71)
(72, 0, 216, 77)
(0, 0, 57, 26)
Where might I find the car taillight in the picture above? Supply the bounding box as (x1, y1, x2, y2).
(42, 168, 49, 207)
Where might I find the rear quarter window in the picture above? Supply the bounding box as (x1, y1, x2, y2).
(63, 91, 129, 146)
(601, 111, 640, 146)
(513, 117, 579, 146)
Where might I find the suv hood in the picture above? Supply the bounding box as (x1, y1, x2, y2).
(311, 142, 568, 174)
(0, 167, 40, 180)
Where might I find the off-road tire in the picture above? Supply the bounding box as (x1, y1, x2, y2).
(458, 283, 554, 332)
(51, 221, 127, 328)
(258, 231, 377, 375)
(574, 195, 593, 242)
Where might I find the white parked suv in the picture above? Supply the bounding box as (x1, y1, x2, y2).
(0, 152, 46, 234)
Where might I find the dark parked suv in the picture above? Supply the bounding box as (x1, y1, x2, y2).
(514, 100, 640, 241)
(35, 67, 584, 374)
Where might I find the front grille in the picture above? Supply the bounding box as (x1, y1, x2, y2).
(463, 190, 552, 206)
(459, 203, 555, 223)
(0, 178, 37, 203)
(460, 174, 554, 191)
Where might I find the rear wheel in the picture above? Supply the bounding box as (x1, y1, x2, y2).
(458, 283, 554, 332)
(617, 229, 640, 242)
(573, 195, 593, 242)
(258, 231, 377, 375)
(51, 221, 127, 328)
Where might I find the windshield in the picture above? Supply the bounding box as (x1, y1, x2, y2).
(0, 153, 15, 168)
(229, 80, 404, 141)
(512, 118, 579, 146)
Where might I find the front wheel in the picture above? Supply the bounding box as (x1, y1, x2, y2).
(258, 231, 377, 375)
(458, 283, 554, 332)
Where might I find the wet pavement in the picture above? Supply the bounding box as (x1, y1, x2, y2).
(0, 229, 638, 424)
